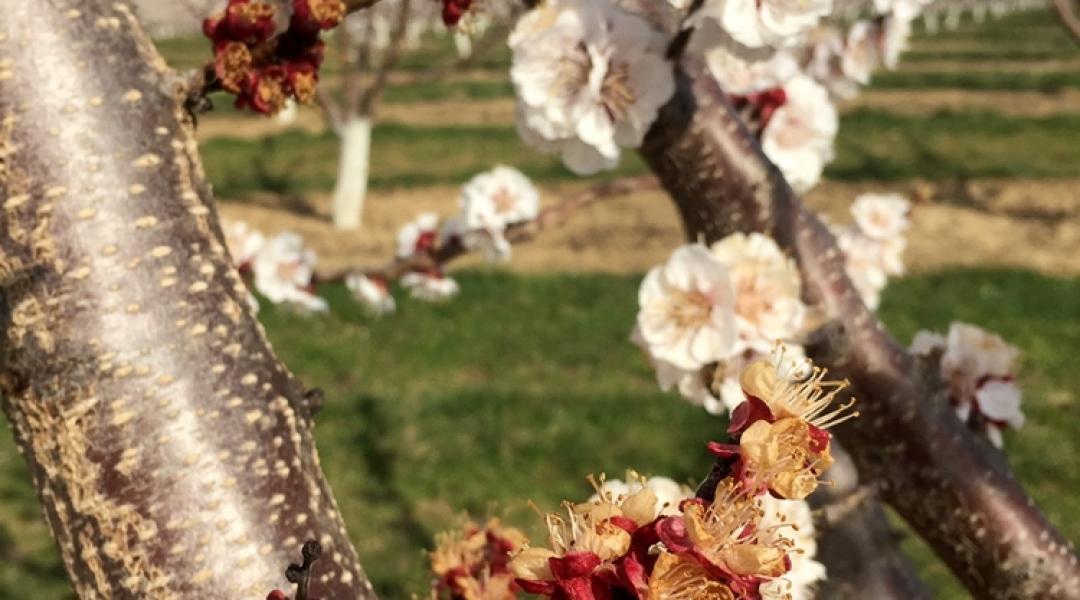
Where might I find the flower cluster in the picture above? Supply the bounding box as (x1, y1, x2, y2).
(804, 14, 913, 101)
(454, 165, 541, 262)
(223, 219, 327, 313)
(430, 519, 528, 600)
(204, 0, 345, 114)
(507, 359, 847, 599)
(633, 236, 808, 415)
(509, 0, 675, 175)
(695, 0, 833, 52)
(910, 322, 1025, 448)
(831, 193, 911, 310)
(383, 165, 540, 304)
(703, 45, 837, 193)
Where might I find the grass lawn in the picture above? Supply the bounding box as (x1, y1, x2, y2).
(198, 109, 1080, 198)
(1, 269, 1077, 599)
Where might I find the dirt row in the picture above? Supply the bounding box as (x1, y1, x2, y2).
(218, 178, 1080, 278)
(193, 87, 1080, 142)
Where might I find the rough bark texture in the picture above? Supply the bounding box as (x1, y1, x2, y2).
(640, 57, 1080, 600)
(0, 2, 375, 598)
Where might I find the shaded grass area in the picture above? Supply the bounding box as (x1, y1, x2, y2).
(198, 109, 1080, 197)
(1, 269, 1078, 598)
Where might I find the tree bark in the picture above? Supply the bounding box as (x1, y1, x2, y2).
(0, 2, 376, 598)
(639, 57, 1080, 600)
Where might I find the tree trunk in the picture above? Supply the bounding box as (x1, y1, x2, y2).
(0, 2, 376, 598)
(331, 117, 373, 230)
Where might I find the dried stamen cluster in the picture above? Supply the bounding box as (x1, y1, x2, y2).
(204, 0, 346, 114)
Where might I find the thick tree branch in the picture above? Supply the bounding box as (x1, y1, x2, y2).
(0, 2, 375, 597)
(640, 56, 1080, 600)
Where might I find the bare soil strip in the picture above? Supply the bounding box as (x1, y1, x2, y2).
(218, 178, 1080, 278)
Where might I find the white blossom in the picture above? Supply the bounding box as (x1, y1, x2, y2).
(252, 232, 328, 313)
(705, 46, 799, 95)
(910, 322, 1024, 447)
(402, 272, 460, 302)
(881, 13, 913, 69)
(841, 20, 882, 85)
(591, 474, 694, 516)
(834, 193, 910, 309)
(396, 212, 441, 259)
(697, 0, 833, 50)
(509, 0, 675, 175)
(458, 165, 540, 261)
(631, 325, 727, 415)
(636, 244, 738, 371)
(346, 273, 396, 316)
(761, 74, 838, 193)
(850, 193, 911, 241)
(758, 496, 826, 600)
(711, 232, 806, 354)
(223, 219, 266, 267)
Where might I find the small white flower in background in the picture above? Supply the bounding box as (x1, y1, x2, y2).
(591, 473, 693, 517)
(223, 219, 266, 268)
(758, 496, 827, 600)
(457, 165, 540, 262)
(841, 20, 882, 85)
(910, 322, 1024, 447)
(711, 232, 806, 354)
(636, 244, 738, 371)
(346, 273, 396, 316)
(881, 13, 914, 69)
(705, 45, 799, 95)
(252, 231, 328, 313)
(804, 26, 861, 100)
(401, 271, 460, 302)
(396, 212, 441, 259)
(836, 229, 889, 309)
(697, 0, 833, 50)
(850, 193, 911, 241)
(834, 192, 911, 309)
(761, 74, 838, 193)
(509, 0, 675, 175)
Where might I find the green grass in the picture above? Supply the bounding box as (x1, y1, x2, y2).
(829, 109, 1080, 180)
(198, 109, 1080, 198)
(199, 122, 645, 197)
(1, 269, 1078, 598)
(870, 70, 1080, 92)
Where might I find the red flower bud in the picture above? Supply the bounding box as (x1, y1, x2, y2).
(225, 0, 277, 44)
(214, 40, 254, 93)
(441, 0, 471, 26)
(292, 0, 346, 35)
(266, 591, 289, 600)
(286, 61, 319, 104)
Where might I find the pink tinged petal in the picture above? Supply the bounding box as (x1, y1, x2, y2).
(550, 552, 603, 580)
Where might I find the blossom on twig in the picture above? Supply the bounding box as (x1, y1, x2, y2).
(910, 322, 1025, 448)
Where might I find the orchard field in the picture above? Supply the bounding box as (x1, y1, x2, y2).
(1, 9, 1078, 599)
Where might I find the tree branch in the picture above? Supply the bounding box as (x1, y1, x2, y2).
(1050, 0, 1080, 43)
(359, 0, 413, 117)
(639, 56, 1080, 599)
(321, 175, 658, 283)
(0, 2, 375, 597)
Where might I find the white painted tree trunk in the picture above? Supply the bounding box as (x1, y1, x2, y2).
(331, 116, 373, 230)
(453, 30, 472, 59)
